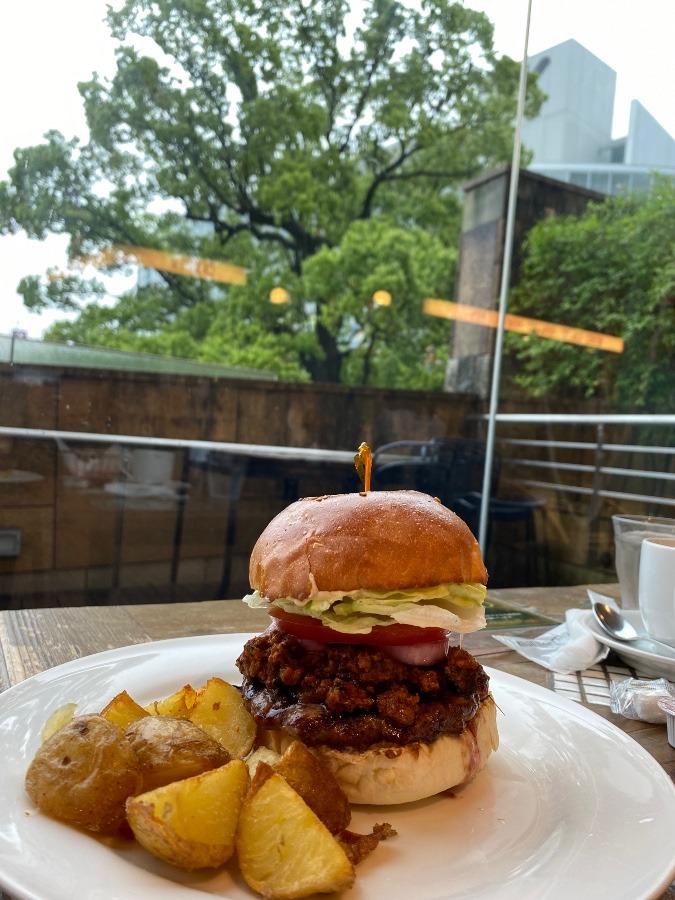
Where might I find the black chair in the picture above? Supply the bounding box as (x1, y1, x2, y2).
(370, 440, 449, 498)
(371, 438, 497, 507)
(429, 437, 547, 586)
(371, 438, 547, 586)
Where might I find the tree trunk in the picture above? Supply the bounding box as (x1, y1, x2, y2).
(306, 320, 344, 383)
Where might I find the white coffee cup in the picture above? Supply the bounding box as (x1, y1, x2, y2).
(638, 537, 675, 645)
(612, 514, 675, 609)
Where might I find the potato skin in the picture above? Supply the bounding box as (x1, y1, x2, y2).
(25, 715, 142, 833)
(273, 741, 351, 835)
(125, 715, 231, 791)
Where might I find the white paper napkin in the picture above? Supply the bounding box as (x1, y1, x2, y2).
(492, 608, 609, 675)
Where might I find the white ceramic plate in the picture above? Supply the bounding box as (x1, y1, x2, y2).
(1, 634, 675, 900)
(579, 609, 675, 679)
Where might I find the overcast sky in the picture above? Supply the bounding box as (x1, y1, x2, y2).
(2, 0, 674, 337)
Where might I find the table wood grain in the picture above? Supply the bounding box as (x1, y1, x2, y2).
(1, 582, 674, 898)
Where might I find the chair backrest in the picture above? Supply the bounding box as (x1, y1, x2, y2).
(371, 440, 434, 462)
(428, 438, 501, 499)
(371, 440, 449, 498)
(371, 437, 501, 508)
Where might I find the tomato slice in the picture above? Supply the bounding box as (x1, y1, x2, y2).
(268, 608, 448, 647)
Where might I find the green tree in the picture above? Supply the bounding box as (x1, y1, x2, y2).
(0, 0, 541, 385)
(506, 178, 675, 411)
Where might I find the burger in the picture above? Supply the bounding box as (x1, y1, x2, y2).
(235, 490, 498, 805)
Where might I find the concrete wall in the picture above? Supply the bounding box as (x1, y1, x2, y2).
(523, 40, 616, 165)
(626, 101, 675, 167)
(445, 167, 603, 396)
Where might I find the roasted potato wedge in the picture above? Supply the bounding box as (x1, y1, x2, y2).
(126, 759, 249, 871)
(237, 765, 355, 899)
(144, 683, 197, 718)
(273, 741, 351, 835)
(25, 715, 142, 833)
(125, 715, 231, 791)
(100, 690, 149, 729)
(245, 745, 282, 778)
(187, 677, 256, 759)
(40, 702, 77, 742)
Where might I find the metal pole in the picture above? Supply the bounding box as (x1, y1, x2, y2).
(478, 0, 534, 554)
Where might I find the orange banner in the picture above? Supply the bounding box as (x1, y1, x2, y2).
(422, 299, 624, 354)
(77, 245, 247, 286)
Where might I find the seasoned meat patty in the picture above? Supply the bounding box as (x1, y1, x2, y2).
(236, 626, 490, 752)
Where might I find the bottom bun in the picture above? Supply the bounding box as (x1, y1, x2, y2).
(259, 694, 499, 806)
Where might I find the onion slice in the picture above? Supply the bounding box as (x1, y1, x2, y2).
(383, 640, 448, 666)
(298, 637, 327, 652)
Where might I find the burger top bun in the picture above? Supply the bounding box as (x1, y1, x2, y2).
(249, 490, 488, 601)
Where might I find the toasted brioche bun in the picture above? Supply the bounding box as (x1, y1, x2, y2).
(258, 695, 498, 805)
(249, 490, 487, 601)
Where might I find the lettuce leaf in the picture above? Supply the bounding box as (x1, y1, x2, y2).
(242, 581, 487, 635)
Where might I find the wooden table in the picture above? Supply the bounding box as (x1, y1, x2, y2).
(1, 582, 674, 898)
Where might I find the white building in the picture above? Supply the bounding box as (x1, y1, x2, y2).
(521, 39, 675, 194)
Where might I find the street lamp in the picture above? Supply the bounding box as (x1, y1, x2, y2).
(372, 290, 392, 307)
(269, 286, 290, 304)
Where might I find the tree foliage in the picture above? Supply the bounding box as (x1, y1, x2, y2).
(506, 177, 675, 411)
(0, 0, 541, 385)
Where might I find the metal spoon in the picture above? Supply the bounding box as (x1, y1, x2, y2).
(592, 602, 675, 658)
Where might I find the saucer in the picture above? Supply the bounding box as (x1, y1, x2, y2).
(579, 609, 675, 679)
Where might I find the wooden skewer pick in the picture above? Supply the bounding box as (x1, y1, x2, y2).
(354, 442, 372, 492)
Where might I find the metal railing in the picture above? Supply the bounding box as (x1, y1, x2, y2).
(474, 413, 674, 573)
(481, 413, 675, 536)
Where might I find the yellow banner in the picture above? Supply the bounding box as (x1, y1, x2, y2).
(422, 299, 624, 354)
(77, 245, 247, 286)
